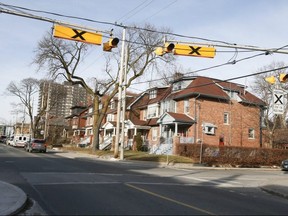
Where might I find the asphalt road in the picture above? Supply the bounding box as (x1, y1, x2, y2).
(1, 143, 287, 215)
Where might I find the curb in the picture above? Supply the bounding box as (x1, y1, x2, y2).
(0, 181, 27, 216)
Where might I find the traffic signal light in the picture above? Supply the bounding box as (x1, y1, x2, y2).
(103, 37, 119, 52)
(154, 43, 175, 56)
(165, 43, 175, 53)
(154, 47, 165, 56)
(279, 73, 288, 83)
(265, 76, 276, 84)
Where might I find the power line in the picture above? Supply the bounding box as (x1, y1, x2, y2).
(1, 2, 287, 90)
(117, 0, 154, 23)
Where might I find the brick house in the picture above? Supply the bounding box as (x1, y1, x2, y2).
(67, 75, 266, 154)
(124, 76, 265, 154)
(65, 105, 88, 145)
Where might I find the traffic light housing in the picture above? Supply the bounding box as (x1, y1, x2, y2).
(154, 47, 164, 56)
(165, 43, 175, 53)
(279, 73, 288, 83)
(265, 76, 276, 84)
(154, 43, 175, 56)
(103, 37, 119, 52)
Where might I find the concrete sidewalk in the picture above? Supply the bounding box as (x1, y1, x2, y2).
(1, 151, 287, 215)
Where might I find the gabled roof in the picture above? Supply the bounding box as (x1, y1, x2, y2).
(157, 112, 195, 125)
(128, 86, 171, 109)
(170, 76, 230, 100)
(167, 76, 266, 106)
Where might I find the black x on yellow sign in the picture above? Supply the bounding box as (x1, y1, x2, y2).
(165, 43, 216, 58)
(53, 24, 102, 45)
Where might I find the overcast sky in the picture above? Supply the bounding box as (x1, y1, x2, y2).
(1, 0, 288, 124)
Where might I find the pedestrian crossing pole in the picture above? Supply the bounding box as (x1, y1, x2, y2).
(115, 28, 127, 159)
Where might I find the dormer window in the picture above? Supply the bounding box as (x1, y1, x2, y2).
(149, 89, 157, 99)
(173, 82, 182, 91)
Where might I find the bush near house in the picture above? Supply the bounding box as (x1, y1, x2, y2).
(177, 144, 288, 167)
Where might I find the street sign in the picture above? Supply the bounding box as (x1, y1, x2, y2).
(53, 24, 102, 45)
(166, 43, 216, 58)
(273, 89, 285, 114)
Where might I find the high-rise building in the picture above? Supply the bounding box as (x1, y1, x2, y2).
(38, 81, 88, 119)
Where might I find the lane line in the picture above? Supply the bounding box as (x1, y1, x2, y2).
(125, 183, 216, 215)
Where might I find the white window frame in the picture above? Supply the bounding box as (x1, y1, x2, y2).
(184, 99, 189, 114)
(224, 112, 229, 125)
(149, 89, 157, 99)
(147, 104, 158, 119)
(248, 128, 255, 139)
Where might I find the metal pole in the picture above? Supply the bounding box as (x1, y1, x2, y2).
(114, 28, 126, 158)
(120, 41, 128, 160)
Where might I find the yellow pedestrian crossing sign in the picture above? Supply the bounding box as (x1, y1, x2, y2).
(165, 43, 216, 58)
(53, 24, 102, 45)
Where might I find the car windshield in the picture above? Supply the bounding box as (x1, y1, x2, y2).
(33, 139, 45, 143)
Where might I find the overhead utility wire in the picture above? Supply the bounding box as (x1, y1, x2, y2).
(3, 2, 288, 55)
(131, 49, 286, 87)
(118, 0, 154, 23)
(0, 2, 238, 46)
(1, 2, 288, 87)
(0, 5, 111, 34)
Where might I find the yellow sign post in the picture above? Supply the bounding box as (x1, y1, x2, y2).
(53, 24, 102, 45)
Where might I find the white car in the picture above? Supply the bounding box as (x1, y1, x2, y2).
(6, 136, 14, 146)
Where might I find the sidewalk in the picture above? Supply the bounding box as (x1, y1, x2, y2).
(1, 150, 287, 215)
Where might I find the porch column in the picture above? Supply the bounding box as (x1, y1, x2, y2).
(174, 122, 178, 136)
(113, 127, 116, 136)
(134, 128, 137, 135)
(104, 128, 106, 137)
(159, 123, 162, 135)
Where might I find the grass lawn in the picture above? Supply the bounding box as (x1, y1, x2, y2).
(60, 146, 197, 164)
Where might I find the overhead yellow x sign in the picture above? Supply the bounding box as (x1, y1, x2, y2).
(53, 24, 102, 45)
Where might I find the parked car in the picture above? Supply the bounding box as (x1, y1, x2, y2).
(281, 159, 288, 171)
(6, 136, 14, 146)
(25, 139, 47, 153)
(0, 135, 7, 143)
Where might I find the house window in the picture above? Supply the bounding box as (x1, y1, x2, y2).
(107, 114, 114, 122)
(202, 123, 216, 135)
(248, 128, 255, 139)
(147, 104, 158, 119)
(224, 112, 229, 124)
(142, 110, 147, 120)
(149, 89, 157, 99)
(110, 101, 115, 109)
(184, 99, 189, 114)
(152, 127, 157, 141)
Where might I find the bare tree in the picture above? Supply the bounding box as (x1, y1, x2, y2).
(6, 78, 44, 138)
(251, 61, 288, 147)
(32, 24, 174, 154)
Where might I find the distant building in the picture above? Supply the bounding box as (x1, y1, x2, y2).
(38, 81, 88, 119)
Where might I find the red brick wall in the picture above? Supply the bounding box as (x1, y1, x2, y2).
(178, 98, 261, 148)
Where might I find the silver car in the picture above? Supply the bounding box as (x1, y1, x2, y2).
(25, 139, 47, 153)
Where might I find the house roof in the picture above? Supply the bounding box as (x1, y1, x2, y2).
(157, 112, 195, 125)
(168, 76, 266, 106)
(129, 86, 171, 109)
